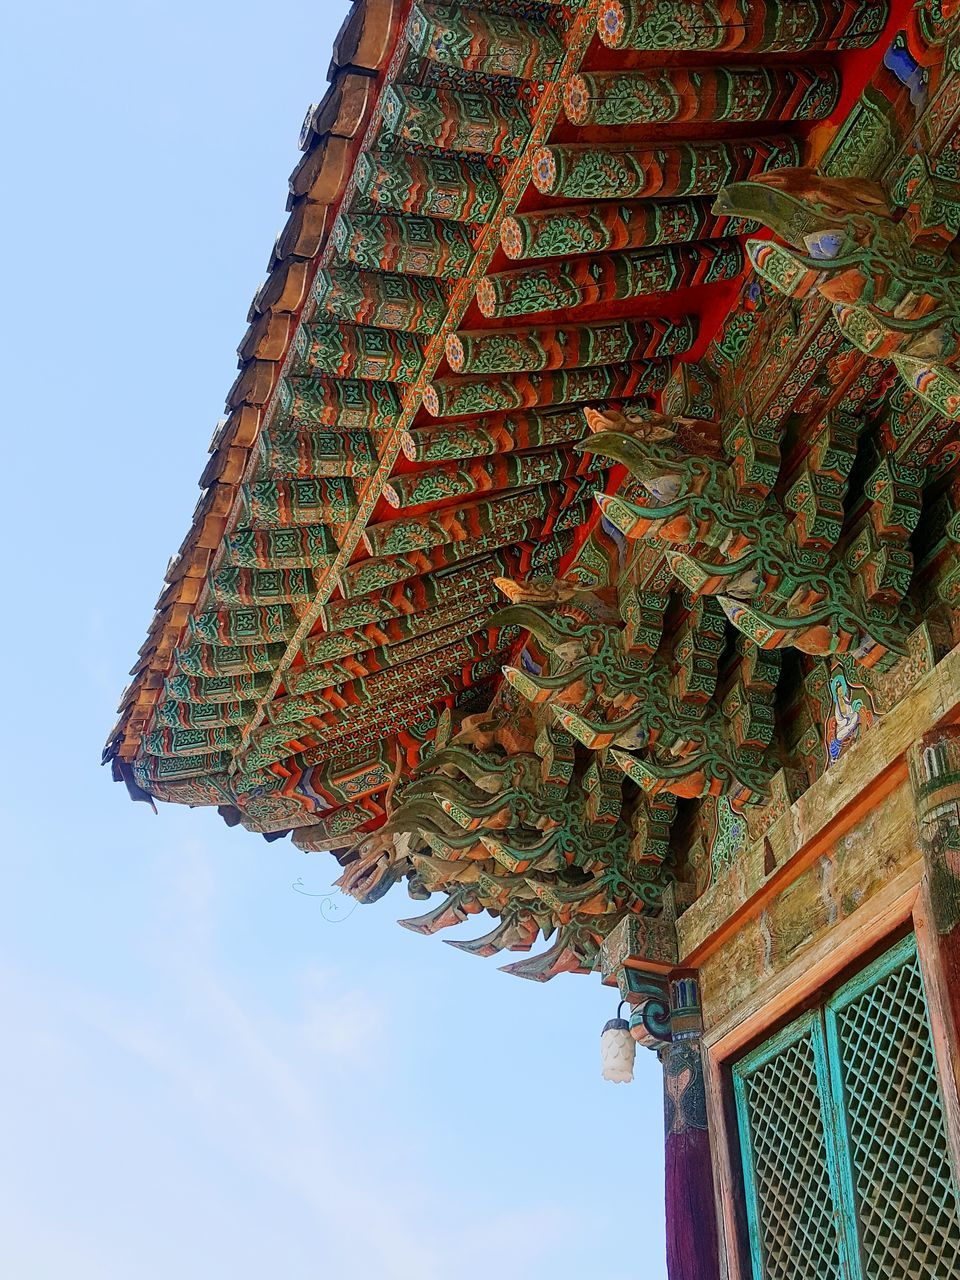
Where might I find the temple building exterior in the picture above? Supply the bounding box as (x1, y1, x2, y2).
(106, 2, 960, 1276)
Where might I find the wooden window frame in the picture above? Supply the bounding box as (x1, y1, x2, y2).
(701, 864, 960, 1280)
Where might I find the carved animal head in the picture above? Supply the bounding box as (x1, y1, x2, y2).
(493, 575, 581, 606)
(585, 404, 678, 442)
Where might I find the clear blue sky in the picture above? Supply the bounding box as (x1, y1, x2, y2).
(1, 5, 666, 1277)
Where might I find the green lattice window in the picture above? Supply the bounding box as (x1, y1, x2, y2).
(734, 935, 960, 1280)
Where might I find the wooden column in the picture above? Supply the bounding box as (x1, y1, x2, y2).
(601, 917, 722, 1280)
(908, 725, 960, 1039)
(659, 977, 722, 1280)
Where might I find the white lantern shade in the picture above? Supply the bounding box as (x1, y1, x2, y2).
(600, 1018, 636, 1083)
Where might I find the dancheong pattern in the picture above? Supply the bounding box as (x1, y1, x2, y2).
(106, 0, 960, 1002)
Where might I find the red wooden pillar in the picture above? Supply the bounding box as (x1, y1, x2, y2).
(908, 725, 960, 1038)
(659, 976, 721, 1280)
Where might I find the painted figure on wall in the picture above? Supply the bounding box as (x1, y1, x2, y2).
(826, 669, 873, 763)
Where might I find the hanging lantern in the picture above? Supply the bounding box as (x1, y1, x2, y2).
(600, 1001, 636, 1083)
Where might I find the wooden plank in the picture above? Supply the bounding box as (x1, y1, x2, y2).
(698, 779, 922, 1029)
(704, 867, 920, 1057)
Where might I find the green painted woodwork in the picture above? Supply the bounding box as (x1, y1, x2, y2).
(382, 447, 588, 510)
(530, 136, 801, 199)
(108, 0, 960, 1001)
(142, 725, 243, 758)
(477, 240, 744, 319)
(735, 936, 960, 1280)
(582, 403, 912, 670)
(354, 150, 501, 222)
(154, 698, 257, 730)
(292, 322, 426, 382)
(596, 0, 890, 54)
(174, 641, 287, 677)
(493, 560, 778, 810)
(380, 84, 531, 159)
(276, 376, 401, 430)
(245, 643, 510, 771)
(383, 700, 673, 978)
(825, 936, 960, 1280)
(257, 430, 378, 480)
(133, 753, 234, 784)
(163, 672, 271, 704)
(895, 355, 960, 421)
(318, 548, 537, 632)
(446, 316, 695, 375)
(273, 616, 506, 711)
(240, 477, 358, 528)
(362, 483, 586, 560)
(734, 1011, 849, 1280)
(401, 407, 587, 462)
(188, 603, 303, 646)
(303, 601, 508, 681)
(717, 172, 960, 420)
(340, 514, 583, 598)
(221, 524, 337, 570)
(208, 564, 323, 606)
(423, 360, 668, 419)
(563, 65, 839, 128)
(332, 214, 474, 279)
(312, 267, 447, 333)
(405, 3, 564, 81)
(500, 197, 748, 261)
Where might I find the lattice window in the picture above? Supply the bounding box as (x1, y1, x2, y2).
(734, 1013, 847, 1280)
(827, 936, 960, 1280)
(734, 935, 960, 1280)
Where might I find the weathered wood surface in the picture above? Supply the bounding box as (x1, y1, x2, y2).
(910, 725, 960, 1062)
(679, 641, 960, 971)
(662, 978, 722, 1280)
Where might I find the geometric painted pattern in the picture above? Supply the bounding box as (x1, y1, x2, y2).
(107, 0, 960, 1002)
